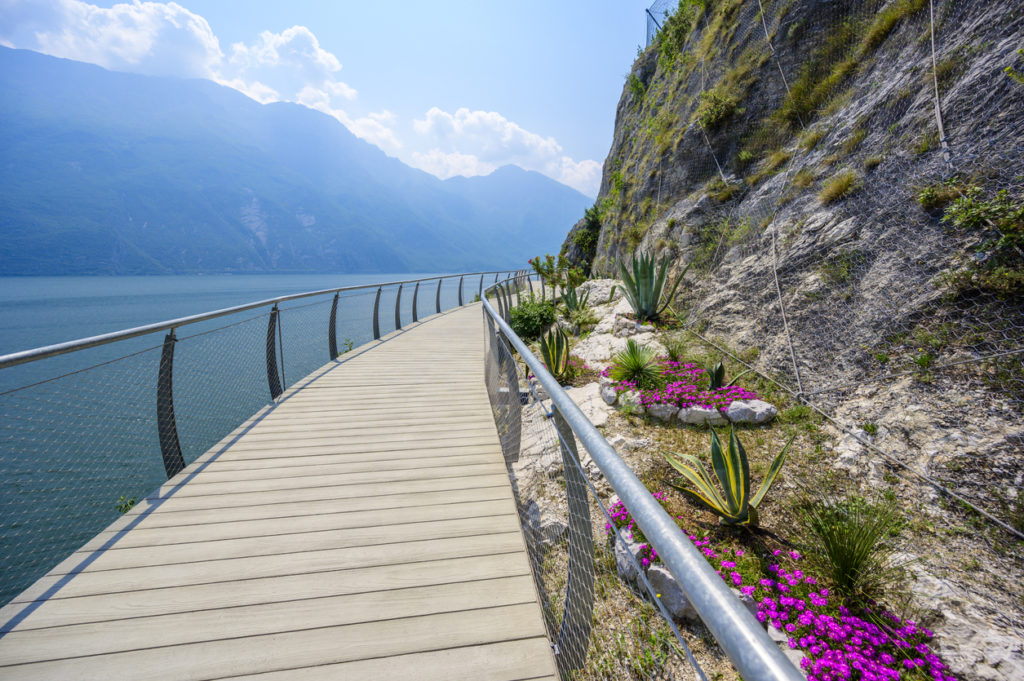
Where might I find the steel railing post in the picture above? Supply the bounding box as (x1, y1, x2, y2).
(412, 281, 420, 323)
(435, 279, 442, 314)
(540, 275, 546, 301)
(372, 287, 382, 340)
(328, 292, 339, 360)
(395, 284, 403, 331)
(458, 276, 464, 306)
(157, 329, 185, 478)
(266, 304, 283, 400)
(478, 274, 484, 301)
(552, 407, 595, 673)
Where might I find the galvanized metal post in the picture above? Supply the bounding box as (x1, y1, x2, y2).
(435, 279, 442, 314)
(540, 276, 546, 301)
(527, 273, 534, 296)
(552, 407, 594, 673)
(458, 276, 464, 306)
(328, 292, 339, 359)
(394, 284, 403, 331)
(412, 281, 420, 322)
(266, 304, 283, 400)
(478, 274, 484, 301)
(157, 329, 185, 478)
(372, 287, 382, 340)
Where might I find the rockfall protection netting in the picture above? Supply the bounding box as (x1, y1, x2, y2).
(0, 276, 485, 607)
(600, 0, 1024, 664)
(483, 295, 742, 681)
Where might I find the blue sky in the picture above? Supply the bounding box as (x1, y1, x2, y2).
(0, 0, 658, 196)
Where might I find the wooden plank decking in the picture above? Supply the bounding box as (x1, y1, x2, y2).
(0, 304, 557, 681)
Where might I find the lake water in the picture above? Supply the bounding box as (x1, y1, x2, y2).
(0, 272, 494, 606)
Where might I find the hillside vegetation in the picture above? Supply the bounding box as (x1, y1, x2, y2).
(555, 1, 1023, 678)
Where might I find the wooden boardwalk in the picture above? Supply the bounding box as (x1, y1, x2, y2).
(0, 304, 558, 680)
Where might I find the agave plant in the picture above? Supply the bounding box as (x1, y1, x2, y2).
(616, 251, 689, 323)
(539, 326, 571, 383)
(609, 338, 662, 390)
(665, 427, 793, 526)
(561, 286, 591, 314)
(704, 360, 755, 390)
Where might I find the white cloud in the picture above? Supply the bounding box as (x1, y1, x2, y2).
(410, 106, 599, 196)
(409, 150, 496, 180)
(0, 0, 222, 78)
(225, 26, 352, 102)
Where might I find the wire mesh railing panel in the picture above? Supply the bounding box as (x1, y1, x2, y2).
(172, 311, 274, 464)
(0, 344, 167, 606)
(278, 296, 336, 388)
(333, 288, 380, 351)
(483, 308, 714, 681)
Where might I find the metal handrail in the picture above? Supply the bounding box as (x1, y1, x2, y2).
(0, 270, 521, 369)
(480, 280, 803, 681)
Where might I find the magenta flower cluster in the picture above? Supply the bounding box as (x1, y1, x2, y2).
(604, 495, 954, 681)
(602, 359, 758, 410)
(754, 551, 954, 681)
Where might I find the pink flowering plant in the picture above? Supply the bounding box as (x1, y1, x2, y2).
(604, 495, 955, 681)
(602, 357, 758, 412)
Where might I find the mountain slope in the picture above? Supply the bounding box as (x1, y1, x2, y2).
(0, 47, 589, 274)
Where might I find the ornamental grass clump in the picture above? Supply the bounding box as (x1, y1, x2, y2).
(608, 339, 663, 391)
(800, 495, 906, 606)
(664, 426, 793, 527)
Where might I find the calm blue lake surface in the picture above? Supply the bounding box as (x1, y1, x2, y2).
(0, 272, 485, 606)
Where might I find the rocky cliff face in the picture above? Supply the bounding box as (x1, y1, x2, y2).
(562, 1, 1024, 678)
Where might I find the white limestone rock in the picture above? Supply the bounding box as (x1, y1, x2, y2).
(724, 399, 778, 425)
(614, 534, 645, 583)
(647, 565, 697, 621)
(647, 402, 678, 422)
(565, 382, 613, 428)
(678, 406, 727, 425)
(601, 384, 618, 406)
(618, 390, 646, 415)
(523, 500, 567, 550)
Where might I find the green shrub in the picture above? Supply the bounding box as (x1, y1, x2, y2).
(509, 295, 556, 339)
(694, 87, 739, 130)
(941, 186, 1024, 296)
(800, 494, 905, 604)
(628, 73, 646, 102)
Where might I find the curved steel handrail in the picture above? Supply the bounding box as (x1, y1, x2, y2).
(0, 270, 521, 369)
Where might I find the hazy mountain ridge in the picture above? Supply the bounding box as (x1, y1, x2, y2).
(0, 47, 590, 274)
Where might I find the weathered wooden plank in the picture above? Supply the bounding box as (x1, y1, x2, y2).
(0, 603, 548, 680)
(225, 639, 557, 681)
(4, 532, 527, 607)
(93, 498, 516, 548)
(0, 575, 540, 663)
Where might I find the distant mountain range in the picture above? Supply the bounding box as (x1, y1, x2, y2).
(0, 47, 590, 275)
